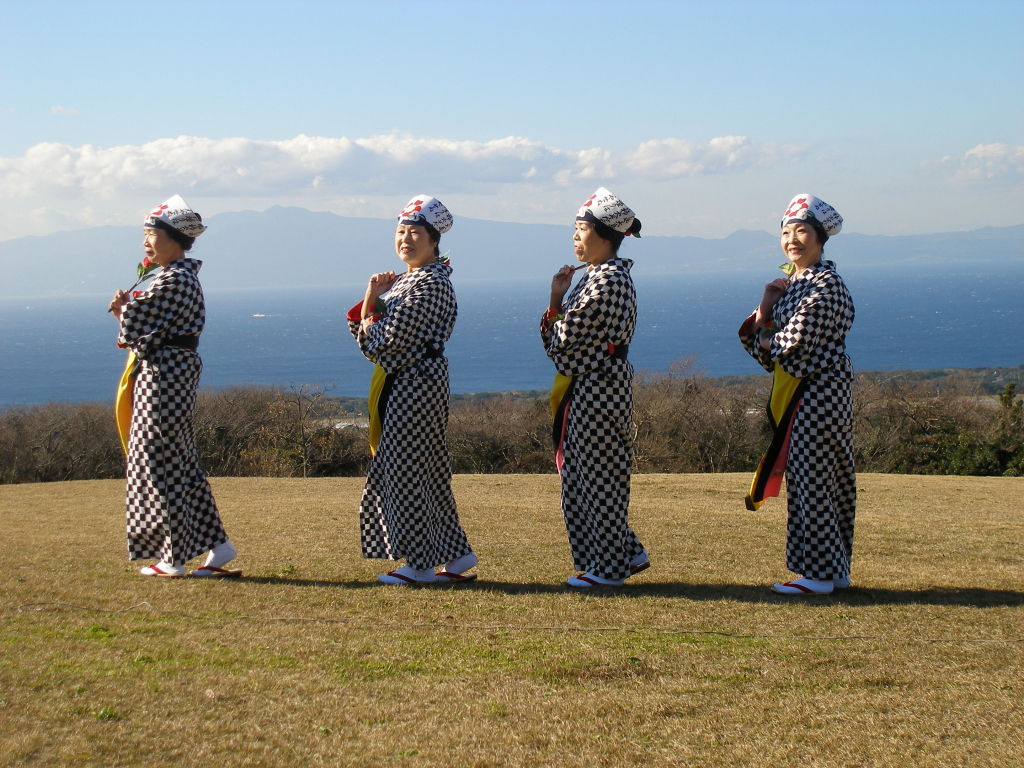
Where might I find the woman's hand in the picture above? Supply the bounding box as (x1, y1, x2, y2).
(109, 290, 129, 321)
(362, 271, 398, 320)
(550, 264, 575, 310)
(755, 278, 789, 325)
(366, 271, 398, 301)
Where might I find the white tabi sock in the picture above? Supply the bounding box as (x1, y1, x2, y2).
(586, 573, 624, 585)
(141, 561, 185, 576)
(444, 552, 478, 575)
(772, 576, 834, 595)
(393, 565, 436, 582)
(203, 540, 236, 569)
(629, 550, 649, 567)
(567, 572, 625, 587)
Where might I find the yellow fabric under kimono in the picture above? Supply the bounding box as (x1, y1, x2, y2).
(745, 362, 807, 511)
(115, 351, 138, 455)
(367, 363, 390, 456)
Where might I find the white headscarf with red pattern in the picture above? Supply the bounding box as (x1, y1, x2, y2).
(143, 194, 207, 238)
(782, 194, 842, 237)
(398, 195, 453, 234)
(575, 187, 639, 235)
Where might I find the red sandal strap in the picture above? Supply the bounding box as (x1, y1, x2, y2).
(782, 581, 814, 593)
(386, 570, 416, 584)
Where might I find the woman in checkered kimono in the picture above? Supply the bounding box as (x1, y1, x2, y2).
(739, 194, 856, 595)
(347, 195, 476, 585)
(108, 195, 237, 579)
(542, 188, 649, 587)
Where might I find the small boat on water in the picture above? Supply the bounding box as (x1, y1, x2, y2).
(252, 313, 266, 317)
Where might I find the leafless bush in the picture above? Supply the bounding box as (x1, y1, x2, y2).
(448, 395, 553, 473)
(633, 357, 768, 473)
(193, 384, 370, 478)
(854, 376, 1022, 475)
(0, 385, 372, 484)
(0, 402, 123, 483)
(3, 366, 1021, 484)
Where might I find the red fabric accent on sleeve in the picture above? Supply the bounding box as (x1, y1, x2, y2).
(347, 300, 364, 323)
(608, 342, 615, 355)
(739, 313, 758, 337)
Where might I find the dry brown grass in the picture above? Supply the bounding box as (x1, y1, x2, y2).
(1, 473, 1022, 767)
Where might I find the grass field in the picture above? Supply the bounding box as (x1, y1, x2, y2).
(1, 473, 1022, 767)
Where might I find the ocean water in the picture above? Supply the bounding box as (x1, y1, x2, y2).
(1, 263, 1022, 406)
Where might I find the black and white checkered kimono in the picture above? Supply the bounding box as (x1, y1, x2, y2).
(741, 259, 857, 581)
(117, 258, 228, 567)
(541, 258, 645, 581)
(348, 262, 473, 570)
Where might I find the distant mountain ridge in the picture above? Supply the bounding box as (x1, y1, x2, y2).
(1, 206, 1021, 298)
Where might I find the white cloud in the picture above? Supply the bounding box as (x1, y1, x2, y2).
(50, 105, 79, 116)
(622, 136, 808, 179)
(0, 132, 807, 200)
(940, 143, 1024, 186)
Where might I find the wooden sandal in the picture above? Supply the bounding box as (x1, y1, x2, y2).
(190, 565, 242, 578)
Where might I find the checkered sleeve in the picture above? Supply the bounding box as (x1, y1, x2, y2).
(544, 274, 623, 377)
(770, 276, 843, 378)
(738, 310, 774, 372)
(357, 275, 445, 368)
(539, 308, 560, 350)
(117, 270, 200, 359)
(347, 301, 365, 341)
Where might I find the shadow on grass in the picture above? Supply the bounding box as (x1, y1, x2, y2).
(237, 576, 1024, 607)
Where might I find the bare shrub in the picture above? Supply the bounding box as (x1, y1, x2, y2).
(3, 366, 1021, 484)
(193, 385, 285, 476)
(193, 385, 371, 478)
(854, 376, 1023, 476)
(632, 357, 767, 473)
(0, 402, 123, 483)
(448, 395, 553, 473)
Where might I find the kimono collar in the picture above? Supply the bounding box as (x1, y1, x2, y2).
(411, 261, 452, 278)
(168, 257, 203, 274)
(392, 261, 451, 293)
(587, 257, 633, 275)
(793, 259, 834, 283)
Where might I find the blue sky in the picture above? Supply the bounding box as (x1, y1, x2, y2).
(0, 0, 1021, 240)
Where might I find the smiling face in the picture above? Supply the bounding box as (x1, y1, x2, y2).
(780, 221, 824, 271)
(394, 223, 438, 270)
(142, 227, 185, 268)
(573, 221, 615, 266)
